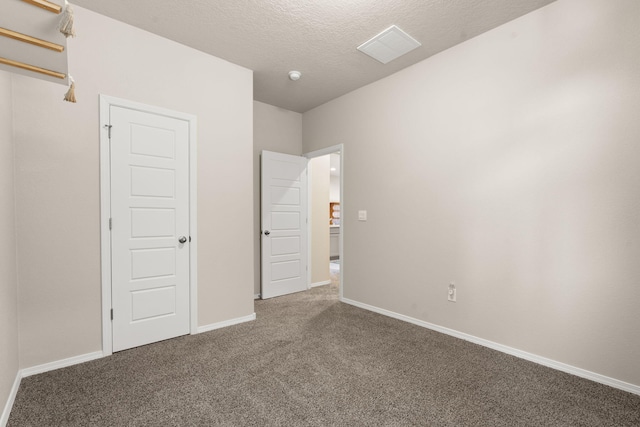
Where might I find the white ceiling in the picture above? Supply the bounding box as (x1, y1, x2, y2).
(71, 0, 556, 113)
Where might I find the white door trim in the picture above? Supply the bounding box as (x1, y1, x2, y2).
(99, 95, 198, 356)
(305, 144, 344, 301)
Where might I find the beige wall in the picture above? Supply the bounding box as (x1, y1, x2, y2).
(309, 156, 330, 285)
(13, 7, 254, 368)
(303, 0, 640, 387)
(0, 70, 19, 421)
(253, 101, 302, 296)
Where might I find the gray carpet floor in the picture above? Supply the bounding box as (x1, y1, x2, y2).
(8, 282, 640, 426)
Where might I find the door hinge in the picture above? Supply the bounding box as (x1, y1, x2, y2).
(109, 218, 112, 230)
(189, 236, 191, 242)
(104, 124, 112, 139)
(110, 308, 113, 320)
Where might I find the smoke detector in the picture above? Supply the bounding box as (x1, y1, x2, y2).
(288, 70, 302, 81)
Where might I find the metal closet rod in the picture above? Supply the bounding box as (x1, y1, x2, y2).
(0, 57, 66, 79)
(20, 0, 62, 14)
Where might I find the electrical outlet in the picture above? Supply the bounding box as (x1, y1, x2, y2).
(448, 282, 456, 302)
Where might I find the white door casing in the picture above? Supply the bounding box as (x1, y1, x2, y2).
(100, 96, 197, 355)
(261, 151, 308, 299)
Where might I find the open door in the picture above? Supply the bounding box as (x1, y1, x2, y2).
(261, 151, 308, 299)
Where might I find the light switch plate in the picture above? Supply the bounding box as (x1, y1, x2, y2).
(358, 210, 367, 221)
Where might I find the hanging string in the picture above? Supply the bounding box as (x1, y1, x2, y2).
(58, 0, 76, 38)
(60, 1, 77, 102)
(63, 75, 76, 103)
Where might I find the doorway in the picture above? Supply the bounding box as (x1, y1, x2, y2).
(306, 145, 344, 300)
(328, 152, 341, 287)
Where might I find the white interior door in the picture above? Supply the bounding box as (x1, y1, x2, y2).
(110, 105, 190, 352)
(261, 151, 308, 299)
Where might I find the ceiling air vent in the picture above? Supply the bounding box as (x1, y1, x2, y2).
(357, 25, 421, 64)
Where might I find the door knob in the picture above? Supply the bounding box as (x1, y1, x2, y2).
(178, 236, 187, 244)
(264, 230, 270, 236)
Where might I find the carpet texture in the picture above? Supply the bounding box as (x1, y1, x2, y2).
(8, 283, 640, 426)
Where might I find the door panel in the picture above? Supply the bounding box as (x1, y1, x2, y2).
(110, 106, 190, 352)
(131, 286, 176, 321)
(271, 236, 300, 256)
(261, 151, 308, 299)
(130, 166, 175, 197)
(130, 208, 175, 237)
(130, 248, 176, 279)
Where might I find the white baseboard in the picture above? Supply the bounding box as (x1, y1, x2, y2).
(21, 351, 105, 378)
(2, 351, 105, 426)
(310, 280, 331, 288)
(0, 371, 21, 427)
(341, 297, 640, 396)
(197, 313, 256, 334)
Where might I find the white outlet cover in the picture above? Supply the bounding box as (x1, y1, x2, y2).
(358, 210, 367, 221)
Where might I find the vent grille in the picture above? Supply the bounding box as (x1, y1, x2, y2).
(357, 25, 421, 64)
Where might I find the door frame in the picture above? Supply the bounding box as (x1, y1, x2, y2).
(99, 95, 198, 356)
(305, 144, 344, 301)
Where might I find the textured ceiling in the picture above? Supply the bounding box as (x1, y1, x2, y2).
(71, 0, 556, 113)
